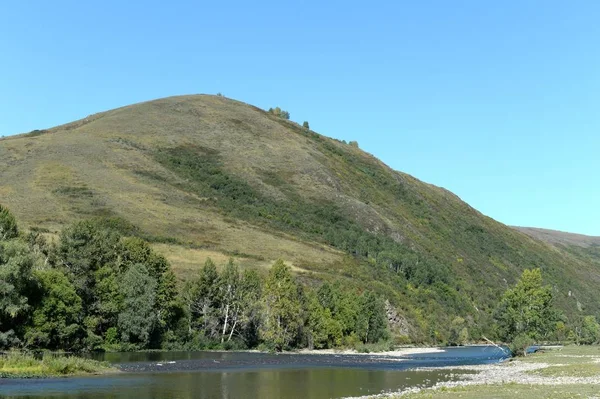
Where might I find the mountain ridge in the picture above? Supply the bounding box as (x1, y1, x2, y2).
(514, 226, 600, 248)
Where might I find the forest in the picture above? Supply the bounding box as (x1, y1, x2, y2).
(0, 205, 388, 352)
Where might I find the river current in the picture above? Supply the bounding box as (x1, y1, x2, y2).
(0, 346, 509, 399)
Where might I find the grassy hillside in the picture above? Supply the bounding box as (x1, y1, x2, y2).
(515, 227, 600, 286)
(2, 94, 599, 342)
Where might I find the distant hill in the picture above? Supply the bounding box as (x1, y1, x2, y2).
(2, 94, 599, 341)
(515, 227, 600, 282)
(514, 227, 600, 248)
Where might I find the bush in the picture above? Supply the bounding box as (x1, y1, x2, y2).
(352, 340, 394, 353)
(509, 333, 535, 357)
(0, 352, 113, 377)
(0, 205, 18, 240)
(268, 107, 290, 120)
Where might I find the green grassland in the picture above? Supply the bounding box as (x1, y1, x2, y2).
(1, 94, 600, 342)
(0, 352, 115, 378)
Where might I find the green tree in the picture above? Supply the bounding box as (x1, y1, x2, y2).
(53, 219, 127, 348)
(122, 237, 183, 345)
(0, 205, 18, 240)
(356, 291, 388, 344)
(185, 258, 221, 338)
(118, 263, 157, 347)
(0, 240, 38, 347)
(94, 263, 122, 338)
(330, 283, 360, 337)
(54, 220, 123, 309)
(579, 315, 600, 344)
(448, 316, 469, 346)
(302, 121, 310, 129)
(122, 237, 169, 278)
(238, 269, 263, 347)
(260, 260, 303, 350)
(268, 107, 290, 120)
(156, 269, 185, 338)
(305, 289, 342, 349)
(496, 268, 559, 342)
(554, 320, 569, 342)
(25, 269, 83, 350)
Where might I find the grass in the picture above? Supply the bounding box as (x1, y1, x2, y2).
(520, 345, 600, 363)
(386, 346, 600, 399)
(0, 352, 116, 378)
(523, 345, 600, 377)
(2, 94, 600, 342)
(398, 384, 600, 398)
(533, 363, 600, 377)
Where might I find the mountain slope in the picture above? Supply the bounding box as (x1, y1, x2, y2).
(515, 227, 600, 282)
(1, 94, 599, 341)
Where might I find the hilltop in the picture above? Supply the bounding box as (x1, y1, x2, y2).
(1, 94, 599, 342)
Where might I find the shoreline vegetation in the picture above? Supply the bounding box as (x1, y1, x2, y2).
(355, 345, 600, 399)
(0, 352, 116, 378)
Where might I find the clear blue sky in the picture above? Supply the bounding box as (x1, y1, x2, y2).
(1, 1, 599, 235)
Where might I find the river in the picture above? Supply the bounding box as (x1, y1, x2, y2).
(0, 346, 509, 399)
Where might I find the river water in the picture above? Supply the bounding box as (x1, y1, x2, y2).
(0, 346, 509, 399)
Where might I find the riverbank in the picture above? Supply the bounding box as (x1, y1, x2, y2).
(355, 345, 600, 398)
(0, 352, 117, 378)
(297, 347, 444, 356)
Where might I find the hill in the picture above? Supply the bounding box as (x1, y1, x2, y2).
(2, 94, 599, 342)
(515, 227, 600, 282)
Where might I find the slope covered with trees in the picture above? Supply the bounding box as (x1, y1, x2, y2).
(1, 94, 599, 344)
(0, 207, 388, 351)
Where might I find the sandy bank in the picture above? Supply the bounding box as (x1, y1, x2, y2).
(296, 347, 445, 357)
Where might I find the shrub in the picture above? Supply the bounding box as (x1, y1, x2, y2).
(0, 205, 18, 240)
(268, 107, 290, 120)
(0, 352, 113, 377)
(509, 333, 535, 357)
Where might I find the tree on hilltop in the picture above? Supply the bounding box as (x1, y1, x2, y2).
(268, 107, 290, 120)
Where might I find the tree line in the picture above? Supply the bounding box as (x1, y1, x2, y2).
(0, 205, 388, 352)
(2, 202, 598, 354)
